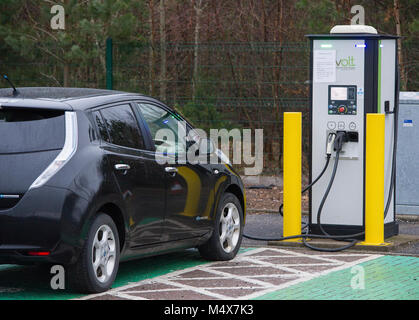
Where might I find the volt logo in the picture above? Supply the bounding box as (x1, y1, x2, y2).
(336, 56, 355, 67)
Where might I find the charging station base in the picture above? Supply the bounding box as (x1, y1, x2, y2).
(282, 239, 303, 243)
(357, 241, 391, 247)
(268, 234, 419, 253)
(308, 222, 399, 240)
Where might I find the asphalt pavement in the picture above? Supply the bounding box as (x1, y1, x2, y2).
(243, 213, 419, 255)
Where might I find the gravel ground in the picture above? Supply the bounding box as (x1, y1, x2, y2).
(398, 220, 419, 255)
(245, 186, 308, 213)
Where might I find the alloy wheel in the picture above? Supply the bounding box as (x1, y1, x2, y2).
(219, 203, 241, 253)
(91, 224, 116, 283)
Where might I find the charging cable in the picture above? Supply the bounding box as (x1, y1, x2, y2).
(302, 131, 364, 252)
(278, 133, 335, 227)
(243, 132, 364, 252)
(244, 112, 398, 252)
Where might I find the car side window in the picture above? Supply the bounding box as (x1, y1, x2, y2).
(92, 111, 111, 143)
(99, 104, 145, 150)
(135, 102, 188, 154)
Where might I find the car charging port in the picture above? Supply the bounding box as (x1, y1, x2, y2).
(347, 131, 359, 142)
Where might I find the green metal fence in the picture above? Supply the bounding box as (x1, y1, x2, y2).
(2, 35, 418, 175)
(111, 41, 311, 175)
(1, 40, 313, 175)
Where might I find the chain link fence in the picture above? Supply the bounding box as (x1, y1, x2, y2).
(1, 41, 315, 176)
(5, 40, 418, 175)
(112, 41, 312, 175)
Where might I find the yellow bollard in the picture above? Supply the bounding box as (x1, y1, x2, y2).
(283, 112, 302, 241)
(359, 113, 390, 246)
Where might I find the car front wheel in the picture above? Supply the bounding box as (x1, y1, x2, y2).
(198, 192, 244, 261)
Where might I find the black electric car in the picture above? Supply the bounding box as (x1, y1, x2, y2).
(0, 87, 246, 293)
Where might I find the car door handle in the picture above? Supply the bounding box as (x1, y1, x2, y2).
(114, 164, 131, 171)
(165, 167, 178, 176)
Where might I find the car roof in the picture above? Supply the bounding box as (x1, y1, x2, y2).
(0, 87, 167, 111)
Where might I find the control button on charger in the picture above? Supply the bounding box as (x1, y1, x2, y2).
(327, 121, 337, 130)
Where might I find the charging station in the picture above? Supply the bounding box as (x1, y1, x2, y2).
(307, 25, 399, 238)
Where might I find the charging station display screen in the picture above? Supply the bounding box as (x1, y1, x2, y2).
(328, 85, 357, 115)
(330, 87, 348, 101)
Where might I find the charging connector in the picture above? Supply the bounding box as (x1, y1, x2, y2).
(334, 131, 348, 152)
(326, 132, 336, 156)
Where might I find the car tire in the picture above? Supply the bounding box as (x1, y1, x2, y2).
(68, 213, 120, 293)
(198, 192, 244, 261)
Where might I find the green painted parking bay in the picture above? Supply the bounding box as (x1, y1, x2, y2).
(255, 255, 419, 300)
(1, 249, 418, 300)
(0, 249, 212, 300)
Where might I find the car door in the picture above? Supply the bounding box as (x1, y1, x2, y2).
(134, 101, 214, 241)
(94, 103, 166, 247)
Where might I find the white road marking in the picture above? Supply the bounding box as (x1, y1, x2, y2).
(79, 248, 382, 300)
(240, 253, 381, 300)
(113, 291, 148, 300)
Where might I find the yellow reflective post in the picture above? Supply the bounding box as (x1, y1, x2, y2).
(359, 113, 390, 246)
(283, 112, 301, 241)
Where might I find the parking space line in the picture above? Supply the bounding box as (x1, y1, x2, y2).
(81, 248, 382, 300)
(244, 254, 382, 300)
(151, 278, 233, 300)
(113, 291, 148, 300)
(238, 256, 313, 276)
(193, 267, 275, 287)
(255, 255, 419, 300)
(76, 250, 257, 300)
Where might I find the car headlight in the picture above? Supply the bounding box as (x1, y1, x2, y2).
(216, 149, 232, 166)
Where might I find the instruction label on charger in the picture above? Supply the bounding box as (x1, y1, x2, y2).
(313, 50, 336, 83)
